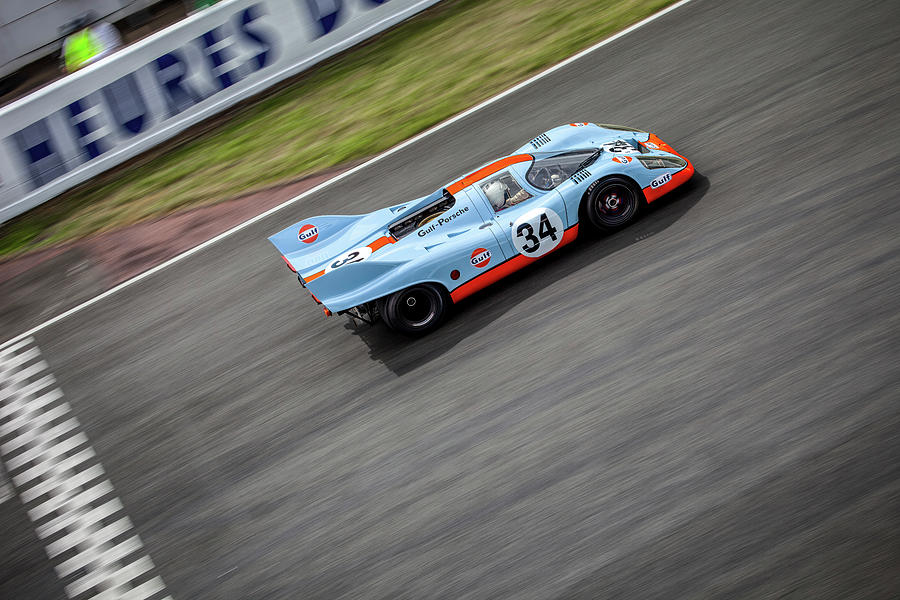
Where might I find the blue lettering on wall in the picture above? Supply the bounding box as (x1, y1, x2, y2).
(67, 99, 106, 160)
(237, 4, 275, 69)
(101, 73, 148, 136)
(302, 0, 390, 37)
(11, 119, 67, 190)
(198, 26, 240, 90)
(153, 51, 205, 117)
(305, 0, 342, 36)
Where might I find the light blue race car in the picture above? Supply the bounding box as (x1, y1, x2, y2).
(269, 123, 694, 335)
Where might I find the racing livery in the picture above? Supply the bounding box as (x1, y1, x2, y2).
(269, 123, 694, 334)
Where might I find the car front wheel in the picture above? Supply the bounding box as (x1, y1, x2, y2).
(378, 283, 449, 336)
(584, 177, 642, 232)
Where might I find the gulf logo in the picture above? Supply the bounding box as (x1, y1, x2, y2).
(612, 156, 632, 164)
(470, 248, 491, 268)
(298, 223, 319, 243)
(650, 172, 672, 188)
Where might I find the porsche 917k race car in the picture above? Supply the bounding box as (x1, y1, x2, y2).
(269, 123, 694, 335)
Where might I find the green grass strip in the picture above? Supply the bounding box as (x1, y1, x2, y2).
(0, 0, 676, 258)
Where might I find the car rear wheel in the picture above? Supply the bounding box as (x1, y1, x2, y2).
(584, 177, 642, 232)
(378, 284, 449, 336)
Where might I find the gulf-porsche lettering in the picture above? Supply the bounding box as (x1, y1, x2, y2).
(298, 223, 319, 243)
(417, 206, 470, 237)
(470, 248, 491, 268)
(646, 142, 659, 149)
(650, 172, 672, 189)
(612, 156, 632, 164)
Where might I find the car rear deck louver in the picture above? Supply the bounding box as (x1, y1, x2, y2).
(529, 133, 551, 148)
(570, 169, 591, 184)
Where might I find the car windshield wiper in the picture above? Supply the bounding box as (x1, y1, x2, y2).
(576, 149, 602, 170)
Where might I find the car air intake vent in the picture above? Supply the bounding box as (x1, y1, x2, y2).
(530, 133, 551, 148)
(570, 169, 591, 184)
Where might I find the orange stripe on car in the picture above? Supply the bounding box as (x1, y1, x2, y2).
(302, 234, 397, 282)
(446, 154, 533, 195)
(450, 224, 579, 303)
(304, 269, 326, 282)
(368, 235, 395, 252)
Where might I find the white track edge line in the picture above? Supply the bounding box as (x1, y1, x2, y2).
(1, 0, 694, 350)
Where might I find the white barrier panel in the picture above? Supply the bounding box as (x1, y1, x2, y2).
(0, 0, 442, 224)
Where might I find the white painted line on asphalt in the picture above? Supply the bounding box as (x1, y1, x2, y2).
(0, 338, 173, 600)
(0, 0, 695, 350)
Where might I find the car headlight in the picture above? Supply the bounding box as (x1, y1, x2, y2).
(637, 156, 687, 169)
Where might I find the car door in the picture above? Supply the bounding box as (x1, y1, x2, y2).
(474, 169, 569, 260)
(449, 187, 513, 265)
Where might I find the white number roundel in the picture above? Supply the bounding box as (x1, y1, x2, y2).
(512, 207, 564, 257)
(325, 246, 372, 273)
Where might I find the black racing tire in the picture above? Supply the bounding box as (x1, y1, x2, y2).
(378, 283, 450, 336)
(377, 298, 396, 331)
(583, 177, 643, 232)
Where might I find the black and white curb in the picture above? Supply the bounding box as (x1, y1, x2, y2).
(0, 337, 172, 600)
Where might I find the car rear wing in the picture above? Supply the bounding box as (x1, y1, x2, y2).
(268, 214, 365, 276)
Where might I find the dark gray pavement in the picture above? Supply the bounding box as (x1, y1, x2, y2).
(2, 0, 900, 598)
(0, 467, 67, 600)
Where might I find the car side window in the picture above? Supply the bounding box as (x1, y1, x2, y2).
(481, 172, 532, 212)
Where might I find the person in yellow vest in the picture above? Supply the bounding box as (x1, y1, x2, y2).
(62, 13, 123, 73)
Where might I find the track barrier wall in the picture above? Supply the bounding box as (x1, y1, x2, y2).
(0, 0, 442, 224)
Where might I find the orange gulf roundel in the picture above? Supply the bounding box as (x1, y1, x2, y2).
(470, 247, 491, 268)
(298, 223, 319, 243)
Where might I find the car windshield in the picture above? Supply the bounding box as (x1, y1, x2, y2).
(525, 150, 598, 190)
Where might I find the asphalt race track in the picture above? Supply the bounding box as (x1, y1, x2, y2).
(2, 0, 899, 598)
